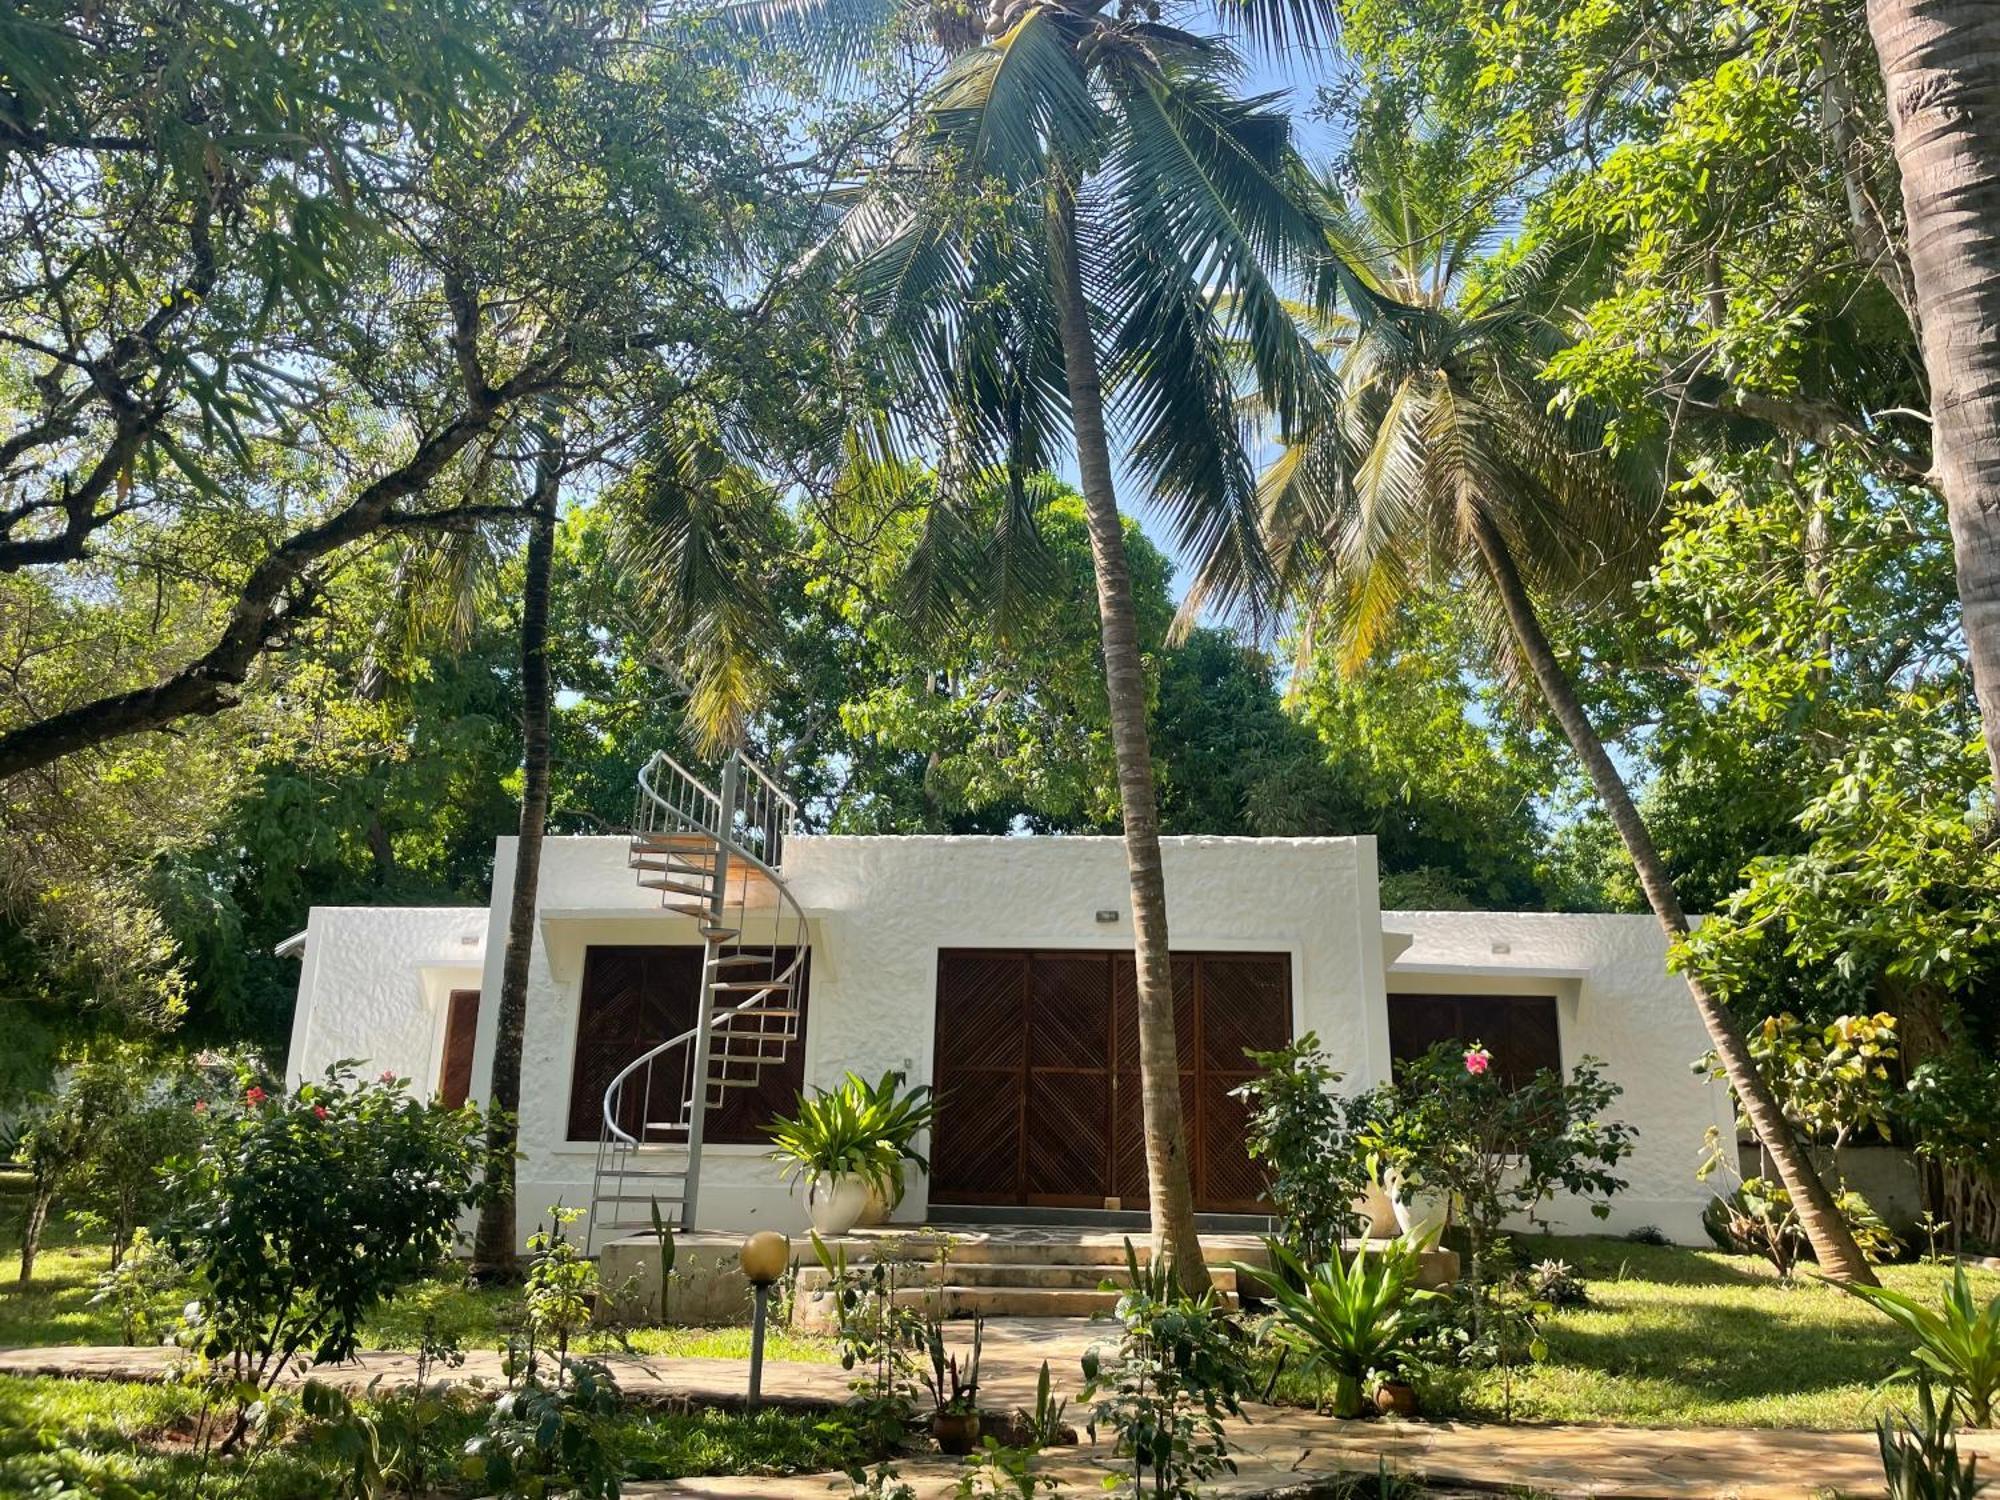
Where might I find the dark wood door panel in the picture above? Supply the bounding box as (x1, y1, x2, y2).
(568, 944, 808, 1144)
(438, 989, 480, 1110)
(934, 948, 1291, 1213)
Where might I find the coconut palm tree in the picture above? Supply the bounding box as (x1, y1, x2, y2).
(744, 0, 1348, 1283)
(1865, 1, 2000, 798)
(1234, 136, 1879, 1283)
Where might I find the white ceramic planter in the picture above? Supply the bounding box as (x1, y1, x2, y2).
(805, 1174, 871, 1237)
(1383, 1171, 1450, 1240)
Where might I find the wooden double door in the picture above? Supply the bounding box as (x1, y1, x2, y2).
(929, 948, 1291, 1214)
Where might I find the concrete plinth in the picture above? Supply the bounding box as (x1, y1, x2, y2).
(596, 1223, 1458, 1329)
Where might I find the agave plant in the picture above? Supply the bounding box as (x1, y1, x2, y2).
(1237, 1234, 1437, 1419)
(1844, 1265, 2000, 1428)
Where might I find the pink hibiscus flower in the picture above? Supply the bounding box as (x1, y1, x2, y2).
(1463, 1047, 1492, 1076)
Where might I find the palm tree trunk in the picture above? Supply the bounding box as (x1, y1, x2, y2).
(470, 417, 562, 1280)
(1467, 508, 1878, 1285)
(1866, 0, 2000, 797)
(1046, 182, 1209, 1293)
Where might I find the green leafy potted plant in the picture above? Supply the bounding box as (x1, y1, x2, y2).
(1236, 1233, 1436, 1419)
(921, 1315, 983, 1454)
(850, 1071, 939, 1226)
(1353, 1091, 1450, 1240)
(767, 1086, 900, 1237)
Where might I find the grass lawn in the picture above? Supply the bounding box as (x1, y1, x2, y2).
(1263, 1234, 2000, 1429)
(0, 1169, 837, 1364)
(0, 1372, 859, 1498)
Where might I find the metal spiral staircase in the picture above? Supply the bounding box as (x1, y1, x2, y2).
(586, 749, 808, 1252)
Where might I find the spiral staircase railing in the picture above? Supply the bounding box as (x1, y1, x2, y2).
(585, 749, 807, 1251)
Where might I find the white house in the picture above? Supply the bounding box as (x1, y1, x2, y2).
(283, 752, 1735, 1251)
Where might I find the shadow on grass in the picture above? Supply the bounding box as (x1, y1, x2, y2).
(1508, 1233, 1777, 1289)
(1539, 1295, 1902, 1404)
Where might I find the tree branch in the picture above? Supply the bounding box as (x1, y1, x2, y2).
(0, 365, 561, 780)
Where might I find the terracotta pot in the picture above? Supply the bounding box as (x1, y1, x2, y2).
(1374, 1381, 1418, 1418)
(932, 1409, 981, 1456)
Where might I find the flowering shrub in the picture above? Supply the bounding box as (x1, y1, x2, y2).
(162, 1062, 481, 1441)
(1358, 1042, 1636, 1309)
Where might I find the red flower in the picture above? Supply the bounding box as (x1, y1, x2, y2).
(1463, 1047, 1492, 1076)
(192, 1099, 208, 1114)
(245, 1086, 268, 1106)
(313, 1105, 329, 1120)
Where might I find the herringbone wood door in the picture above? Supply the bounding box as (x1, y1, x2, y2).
(933, 949, 1290, 1211)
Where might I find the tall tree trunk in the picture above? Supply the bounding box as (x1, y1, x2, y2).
(1867, 0, 2000, 795)
(470, 418, 562, 1280)
(1468, 508, 1879, 1285)
(17, 1178, 52, 1282)
(1047, 183, 1209, 1292)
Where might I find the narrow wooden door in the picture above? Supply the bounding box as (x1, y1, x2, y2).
(438, 989, 481, 1109)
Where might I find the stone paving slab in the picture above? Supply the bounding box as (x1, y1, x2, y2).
(8, 1321, 1999, 1499)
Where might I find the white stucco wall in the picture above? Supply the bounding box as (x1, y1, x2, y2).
(280, 854, 1730, 1251)
(283, 906, 487, 1092)
(1383, 911, 1737, 1244)
(449, 833, 1388, 1246)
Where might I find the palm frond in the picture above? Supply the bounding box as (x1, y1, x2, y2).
(704, 0, 910, 84)
(610, 425, 788, 752)
(1207, 0, 1341, 55)
(927, 6, 1107, 190)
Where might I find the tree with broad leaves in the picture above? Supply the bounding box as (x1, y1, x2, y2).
(0, 0, 831, 782)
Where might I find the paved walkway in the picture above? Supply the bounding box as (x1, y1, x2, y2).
(6, 1320, 1996, 1499)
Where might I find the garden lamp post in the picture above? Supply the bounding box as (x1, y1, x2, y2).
(739, 1230, 789, 1408)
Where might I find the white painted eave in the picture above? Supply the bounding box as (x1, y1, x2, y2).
(1390, 960, 1591, 981)
(274, 929, 308, 959)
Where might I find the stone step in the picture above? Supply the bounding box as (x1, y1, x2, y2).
(888, 1285, 1130, 1319)
(882, 1233, 1269, 1271)
(935, 1260, 1242, 1292)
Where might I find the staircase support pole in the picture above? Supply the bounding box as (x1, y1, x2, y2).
(681, 751, 737, 1231)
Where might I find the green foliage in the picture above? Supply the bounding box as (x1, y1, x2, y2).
(465, 1358, 625, 1500)
(1256, 1236, 2000, 1429)
(1698, 1012, 1901, 1165)
(1880, 1377, 1988, 1500)
(801, 478, 1167, 834)
(1842, 1266, 2000, 1429)
(1527, 1259, 1589, 1311)
(163, 1064, 482, 1393)
(1027, 1360, 1069, 1448)
(810, 1231, 934, 1448)
(13, 1041, 203, 1279)
(847, 1071, 941, 1208)
(1241, 1235, 1436, 1417)
(919, 1315, 982, 1417)
(520, 1210, 602, 1377)
(1358, 1043, 1635, 1300)
(954, 1437, 1062, 1499)
(1704, 1176, 1901, 1278)
(1230, 1034, 1369, 1265)
(768, 1082, 905, 1203)
(1080, 1242, 1251, 1499)
(300, 1377, 480, 1500)
(87, 1228, 181, 1346)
